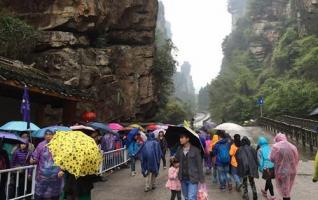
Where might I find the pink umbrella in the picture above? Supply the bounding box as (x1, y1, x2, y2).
(108, 123, 124, 131)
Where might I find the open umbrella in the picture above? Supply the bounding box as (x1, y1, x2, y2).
(310, 107, 318, 116)
(87, 122, 113, 134)
(153, 129, 166, 138)
(203, 121, 216, 130)
(47, 131, 102, 178)
(146, 123, 158, 131)
(215, 122, 250, 139)
(165, 126, 204, 156)
(32, 126, 71, 138)
(128, 124, 145, 132)
(70, 125, 96, 135)
(108, 123, 124, 131)
(127, 128, 140, 144)
(0, 121, 40, 132)
(0, 132, 26, 144)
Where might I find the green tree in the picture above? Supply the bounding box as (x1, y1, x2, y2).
(0, 16, 38, 60)
(154, 99, 192, 124)
(153, 29, 177, 107)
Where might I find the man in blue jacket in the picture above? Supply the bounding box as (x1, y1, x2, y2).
(212, 130, 232, 191)
(139, 133, 162, 192)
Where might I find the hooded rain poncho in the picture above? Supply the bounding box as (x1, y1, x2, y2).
(314, 151, 318, 181)
(139, 133, 162, 177)
(257, 137, 274, 172)
(270, 133, 299, 198)
(237, 137, 259, 178)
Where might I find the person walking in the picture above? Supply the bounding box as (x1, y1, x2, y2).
(166, 158, 181, 200)
(237, 136, 259, 200)
(209, 133, 220, 183)
(175, 133, 204, 200)
(229, 134, 241, 191)
(257, 137, 275, 200)
(158, 131, 168, 169)
(11, 132, 35, 154)
(212, 130, 232, 191)
(11, 142, 32, 197)
(139, 133, 162, 192)
(313, 150, 318, 183)
(204, 135, 212, 174)
(270, 133, 299, 200)
(128, 133, 142, 176)
(30, 130, 64, 200)
(63, 172, 96, 200)
(0, 139, 10, 200)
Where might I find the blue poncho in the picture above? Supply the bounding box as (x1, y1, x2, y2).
(139, 133, 162, 177)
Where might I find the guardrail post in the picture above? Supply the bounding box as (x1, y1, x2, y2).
(124, 147, 128, 163)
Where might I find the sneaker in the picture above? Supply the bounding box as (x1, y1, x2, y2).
(252, 192, 258, 200)
(267, 196, 276, 200)
(261, 189, 267, 197)
(131, 171, 136, 176)
(144, 188, 150, 192)
(235, 184, 241, 192)
(228, 183, 233, 191)
(220, 186, 226, 192)
(242, 193, 249, 200)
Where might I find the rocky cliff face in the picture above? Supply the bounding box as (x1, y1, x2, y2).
(174, 62, 196, 107)
(2, 0, 159, 121)
(229, 0, 318, 61)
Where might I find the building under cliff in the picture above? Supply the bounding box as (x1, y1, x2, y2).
(0, 0, 161, 123)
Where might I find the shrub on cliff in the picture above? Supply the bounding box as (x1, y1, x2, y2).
(154, 99, 193, 125)
(0, 16, 38, 60)
(153, 29, 177, 107)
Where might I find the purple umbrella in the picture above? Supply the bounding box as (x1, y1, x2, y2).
(0, 132, 26, 144)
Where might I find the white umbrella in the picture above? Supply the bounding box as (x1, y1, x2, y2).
(153, 129, 166, 138)
(215, 123, 245, 131)
(215, 123, 250, 138)
(139, 131, 147, 142)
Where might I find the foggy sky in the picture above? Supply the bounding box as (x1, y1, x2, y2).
(161, 0, 232, 92)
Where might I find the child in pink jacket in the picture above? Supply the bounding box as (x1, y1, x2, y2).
(166, 158, 181, 200)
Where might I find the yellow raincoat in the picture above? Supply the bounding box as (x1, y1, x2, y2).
(209, 135, 220, 152)
(314, 151, 318, 181)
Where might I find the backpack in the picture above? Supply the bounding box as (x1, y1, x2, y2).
(218, 143, 230, 164)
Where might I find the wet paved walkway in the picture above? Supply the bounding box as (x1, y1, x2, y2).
(92, 127, 317, 200)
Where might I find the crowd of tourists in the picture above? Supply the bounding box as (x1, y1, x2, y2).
(0, 123, 133, 200)
(125, 125, 306, 200)
(1, 120, 318, 200)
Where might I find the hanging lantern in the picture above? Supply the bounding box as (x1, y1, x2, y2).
(82, 111, 96, 122)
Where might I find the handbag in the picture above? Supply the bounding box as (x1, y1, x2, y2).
(197, 183, 208, 200)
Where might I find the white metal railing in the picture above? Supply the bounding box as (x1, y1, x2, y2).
(99, 147, 129, 174)
(0, 149, 129, 200)
(0, 165, 37, 200)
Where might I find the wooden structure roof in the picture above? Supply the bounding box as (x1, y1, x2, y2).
(0, 56, 92, 102)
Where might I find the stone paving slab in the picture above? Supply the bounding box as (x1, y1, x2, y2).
(92, 127, 318, 200)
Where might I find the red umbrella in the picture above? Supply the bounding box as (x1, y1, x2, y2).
(146, 123, 158, 131)
(82, 111, 97, 122)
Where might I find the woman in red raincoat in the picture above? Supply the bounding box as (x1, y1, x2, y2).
(270, 133, 299, 200)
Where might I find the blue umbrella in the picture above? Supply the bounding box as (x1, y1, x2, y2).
(127, 128, 140, 146)
(87, 122, 113, 134)
(0, 121, 40, 132)
(32, 126, 71, 138)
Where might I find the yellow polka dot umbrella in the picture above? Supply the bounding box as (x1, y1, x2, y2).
(47, 131, 102, 178)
